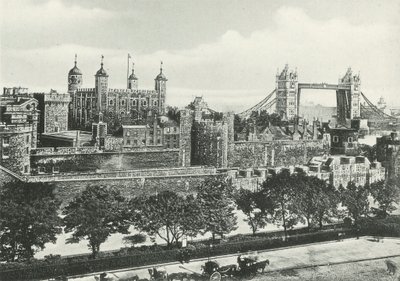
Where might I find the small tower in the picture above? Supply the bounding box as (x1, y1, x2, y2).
(68, 54, 82, 92)
(275, 64, 298, 120)
(128, 62, 138, 90)
(155, 61, 167, 114)
(95, 55, 109, 112)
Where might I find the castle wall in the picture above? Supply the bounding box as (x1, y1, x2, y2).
(229, 140, 329, 168)
(30, 150, 180, 175)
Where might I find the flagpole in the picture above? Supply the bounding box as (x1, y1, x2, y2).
(127, 54, 130, 88)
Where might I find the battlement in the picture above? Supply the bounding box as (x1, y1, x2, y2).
(0, 124, 33, 133)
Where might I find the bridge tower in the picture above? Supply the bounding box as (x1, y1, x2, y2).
(275, 64, 298, 120)
(337, 68, 361, 123)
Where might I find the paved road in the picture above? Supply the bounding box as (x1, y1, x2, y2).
(67, 237, 400, 281)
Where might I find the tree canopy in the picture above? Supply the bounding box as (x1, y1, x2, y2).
(0, 182, 62, 262)
(63, 185, 130, 258)
(340, 182, 370, 226)
(131, 191, 204, 247)
(370, 177, 400, 217)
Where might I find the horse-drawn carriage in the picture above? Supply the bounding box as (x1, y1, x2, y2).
(167, 254, 270, 281)
(94, 253, 269, 281)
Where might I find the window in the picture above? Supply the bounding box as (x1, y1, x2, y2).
(3, 137, 10, 146)
(121, 112, 125, 116)
(24, 165, 29, 174)
(126, 139, 131, 145)
(333, 136, 339, 143)
(153, 101, 158, 106)
(132, 99, 137, 106)
(142, 139, 146, 145)
(134, 139, 138, 145)
(26, 135, 30, 143)
(26, 147, 29, 154)
(53, 166, 59, 174)
(142, 100, 147, 106)
(38, 166, 45, 174)
(348, 137, 353, 143)
(122, 100, 125, 106)
(109, 99, 113, 105)
(55, 116, 58, 122)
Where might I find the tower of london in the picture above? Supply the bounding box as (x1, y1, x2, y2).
(68, 55, 167, 132)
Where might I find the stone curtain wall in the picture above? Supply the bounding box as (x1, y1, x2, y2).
(30, 150, 180, 175)
(48, 173, 216, 205)
(229, 140, 329, 168)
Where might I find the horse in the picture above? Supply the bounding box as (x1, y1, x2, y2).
(148, 267, 168, 280)
(253, 259, 270, 273)
(218, 264, 237, 277)
(385, 259, 398, 275)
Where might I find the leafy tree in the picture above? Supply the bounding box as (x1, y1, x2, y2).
(235, 188, 271, 235)
(260, 170, 300, 240)
(0, 182, 62, 262)
(131, 191, 204, 247)
(293, 171, 339, 229)
(63, 186, 130, 258)
(340, 182, 370, 226)
(314, 182, 340, 229)
(370, 177, 400, 217)
(197, 177, 237, 241)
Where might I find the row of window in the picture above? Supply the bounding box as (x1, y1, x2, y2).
(109, 99, 158, 107)
(332, 136, 354, 143)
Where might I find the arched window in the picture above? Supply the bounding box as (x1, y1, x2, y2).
(109, 99, 113, 105)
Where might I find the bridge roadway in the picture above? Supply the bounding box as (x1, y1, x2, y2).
(297, 83, 351, 90)
(63, 237, 400, 281)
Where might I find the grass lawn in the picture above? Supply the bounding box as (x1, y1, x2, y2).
(253, 257, 400, 281)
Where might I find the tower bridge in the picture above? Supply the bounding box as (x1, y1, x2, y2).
(239, 65, 396, 125)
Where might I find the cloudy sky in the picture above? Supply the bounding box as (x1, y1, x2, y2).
(1, 0, 399, 112)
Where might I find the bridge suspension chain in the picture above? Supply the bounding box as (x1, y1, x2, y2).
(360, 92, 396, 120)
(238, 89, 276, 118)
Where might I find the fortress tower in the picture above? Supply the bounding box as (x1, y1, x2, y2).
(337, 67, 361, 123)
(95, 55, 109, 112)
(155, 62, 167, 114)
(68, 54, 82, 92)
(128, 62, 138, 90)
(275, 64, 298, 120)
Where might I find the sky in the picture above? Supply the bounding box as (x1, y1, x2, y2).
(1, 0, 400, 112)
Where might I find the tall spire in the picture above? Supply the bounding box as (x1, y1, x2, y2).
(160, 61, 163, 73)
(101, 55, 104, 67)
(132, 62, 135, 74)
(74, 54, 77, 66)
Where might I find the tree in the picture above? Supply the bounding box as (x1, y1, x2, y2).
(0, 182, 62, 262)
(293, 171, 340, 229)
(340, 182, 370, 226)
(235, 188, 270, 235)
(197, 177, 237, 241)
(260, 170, 300, 240)
(370, 177, 400, 218)
(63, 186, 130, 258)
(131, 191, 204, 247)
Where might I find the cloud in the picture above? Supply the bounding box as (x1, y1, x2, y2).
(1, 6, 399, 112)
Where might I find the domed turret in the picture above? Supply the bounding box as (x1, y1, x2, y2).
(155, 61, 167, 81)
(95, 55, 108, 77)
(68, 54, 82, 92)
(128, 62, 138, 90)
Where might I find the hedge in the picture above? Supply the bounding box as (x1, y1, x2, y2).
(0, 228, 355, 281)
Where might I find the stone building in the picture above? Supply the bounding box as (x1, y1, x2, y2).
(376, 132, 400, 179)
(68, 56, 167, 132)
(0, 94, 40, 175)
(329, 126, 359, 155)
(306, 155, 385, 188)
(275, 64, 298, 120)
(0, 95, 39, 148)
(33, 90, 70, 134)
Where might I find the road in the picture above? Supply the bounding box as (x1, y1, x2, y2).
(65, 237, 400, 281)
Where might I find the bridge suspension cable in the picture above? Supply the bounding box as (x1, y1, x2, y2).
(238, 89, 276, 118)
(360, 92, 396, 120)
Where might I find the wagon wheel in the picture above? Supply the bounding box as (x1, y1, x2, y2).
(209, 272, 221, 281)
